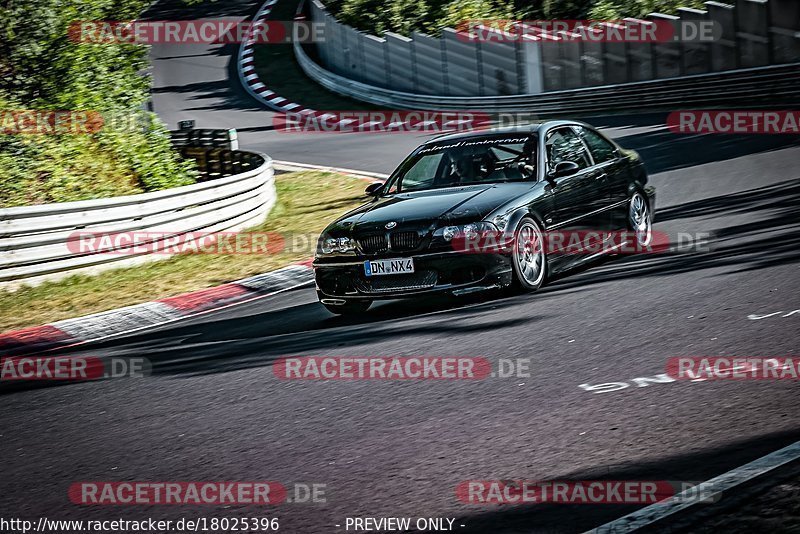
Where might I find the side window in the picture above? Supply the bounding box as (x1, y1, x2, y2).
(545, 128, 592, 171)
(578, 127, 617, 164)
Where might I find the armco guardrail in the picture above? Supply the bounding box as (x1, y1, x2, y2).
(296, 32, 800, 113)
(0, 151, 275, 288)
(307, 0, 800, 97)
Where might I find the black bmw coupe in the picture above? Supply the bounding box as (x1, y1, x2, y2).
(313, 121, 655, 315)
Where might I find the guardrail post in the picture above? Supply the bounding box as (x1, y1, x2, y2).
(540, 33, 564, 91)
(581, 28, 605, 86)
(361, 34, 388, 87)
(411, 31, 447, 95)
(334, 19, 367, 83)
(623, 19, 656, 81)
(514, 32, 527, 94)
(475, 25, 523, 95)
(649, 13, 684, 78)
(442, 28, 482, 96)
(559, 33, 583, 89)
(736, 0, 771, 67)
(521, 34, 544, 94)
(705, 1, 738, 71)
(385, 32, 416, 93)
(310, 0, 332, 69)
(602, 22, 629, 84)
(769, 0, 800, 63)
(678, 7, 713, 75)
(736, 0, 772, 67)
(474, 36, 485, 96)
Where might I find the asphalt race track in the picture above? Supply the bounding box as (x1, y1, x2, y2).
(1, 0, 799, 532)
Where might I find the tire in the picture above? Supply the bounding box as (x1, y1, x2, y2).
(321, 299, 372, 315)
(510, 217, 547, 291)
(627, 191, 653, 248)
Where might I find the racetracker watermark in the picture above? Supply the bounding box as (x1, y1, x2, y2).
(1, 109, 163, 135)
(456, 480, 719, 504)
(273, 357, 531, 380)
(667, 111, 800, 134)
(68, 20, 325, 44)
(0, 110, 104, 135)
(455, 19, 720, 43)
(67, 231, 286, 255)
(69, 482, 288, 505)
(0, 356, 150, 381)
(66, 230, 713, 257)
(666, 357, 800, 380)
(1, 518, 280, 533)
(450, 230, 711, 255)
(273, 111, 492, 134)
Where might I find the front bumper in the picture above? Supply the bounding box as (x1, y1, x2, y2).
(314, 250, 513, 300)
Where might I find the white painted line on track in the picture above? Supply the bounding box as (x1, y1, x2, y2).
(748, 309, 800, 320)
(272, 160, 389, 180)
(587, 439, 800, 533)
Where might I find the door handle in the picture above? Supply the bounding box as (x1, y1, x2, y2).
(595, 173, 608, 180)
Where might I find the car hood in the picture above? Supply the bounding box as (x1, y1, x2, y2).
(328, 183, 534, 235)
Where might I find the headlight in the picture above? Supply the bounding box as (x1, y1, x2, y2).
(442, 226, 459, 241)
(318, 235, 357, 255)
(492, 214, 509, 231)
(436, 222, 498, 242)
(463, 223, 479, 240)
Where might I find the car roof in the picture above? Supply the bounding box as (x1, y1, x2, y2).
(422, 120, 589, 144)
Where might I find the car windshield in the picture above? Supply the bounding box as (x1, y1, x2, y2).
(384, 134, 537, 193)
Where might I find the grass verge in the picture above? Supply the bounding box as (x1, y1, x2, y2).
(0, 171, 368, 332)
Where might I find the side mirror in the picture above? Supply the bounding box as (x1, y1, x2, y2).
(549, 161, 580, 179)
(364, 182, 383, 196)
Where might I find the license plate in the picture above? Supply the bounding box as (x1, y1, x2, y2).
(364, 258, 414, 277)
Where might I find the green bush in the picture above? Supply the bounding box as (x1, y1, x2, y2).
(0, 0, 197, 207)
(588, 0, 706, 19)
(326, 0, 707, 36)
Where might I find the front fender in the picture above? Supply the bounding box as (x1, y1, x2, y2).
(499, 200, 552, 241)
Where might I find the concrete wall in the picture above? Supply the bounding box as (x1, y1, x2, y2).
(311, 0, 799, 96)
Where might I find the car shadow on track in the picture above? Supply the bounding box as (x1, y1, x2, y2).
(145, 0, 275, 114)
(449, 428, 800, 533)
(0, 285, 581, 393)
(548, 177, 800, 294)
(586, 113, 800, 175)
(149, 42, 266, 113)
